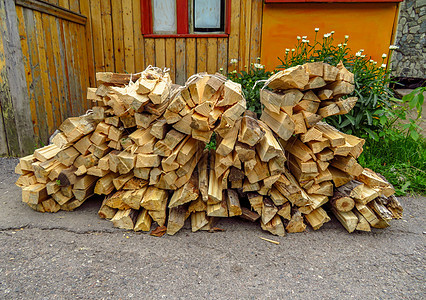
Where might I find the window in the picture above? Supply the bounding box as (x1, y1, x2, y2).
(141, 0, 230, 37)
(192, 0, 225, 33)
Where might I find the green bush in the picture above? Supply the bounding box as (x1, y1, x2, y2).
(277, 29, 397, 140)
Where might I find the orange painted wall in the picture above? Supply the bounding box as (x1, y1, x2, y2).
(261, 3, 399, 71)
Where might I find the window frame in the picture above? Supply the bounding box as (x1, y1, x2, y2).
(141, 0, 231, 38)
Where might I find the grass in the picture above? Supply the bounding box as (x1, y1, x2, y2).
(358, 132, 426, 196)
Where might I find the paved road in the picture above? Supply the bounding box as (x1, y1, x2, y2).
(0, 158, 424, 299)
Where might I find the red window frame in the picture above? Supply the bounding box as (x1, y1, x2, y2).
(141, 0, 231, 38)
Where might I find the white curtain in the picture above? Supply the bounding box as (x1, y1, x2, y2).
(152, 0, 177, 33)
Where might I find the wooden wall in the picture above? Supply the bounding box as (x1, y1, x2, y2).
(0, 0, 263, 156)
(0, 0, 34, 156)
(48, 0, 264, 85)
(0, 0, 91, 156)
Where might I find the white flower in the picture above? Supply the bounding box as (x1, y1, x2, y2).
(292, 49, 295, 52)
(355, 52, 362, 57)
(373, 61, 377, 64)
(285, 48, 290, 52)
(381, 64, 386, 68)
(253, 63, 264, 69)
(382, 53, 387, 58)
(343, 43, 347, 46)
(358, 49, 364, 53)
(315, 28, 319, 32)
(389, 45, 399, 50)
(331, 31, 335, 34)
(230, 58, 238, 64)
(219, 67, 223, 71)
(345, 35, 349, 39)
(297, 36, 301, 40)
(338, 44, 342, 47)
(302, 39, 309, 43)
(232, 70, 237, 73)
(302, 36, 307, 39)
(361, 55, 366, 58)
(369, 59, 374, 63)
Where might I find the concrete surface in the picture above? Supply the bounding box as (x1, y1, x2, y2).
(0, 157, 424, 299)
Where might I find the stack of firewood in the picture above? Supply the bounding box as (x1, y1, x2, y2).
(258, 61, 402, 233)
(14, 63, 403, 237)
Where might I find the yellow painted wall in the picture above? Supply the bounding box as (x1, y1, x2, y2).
(261, 3, 399, 71)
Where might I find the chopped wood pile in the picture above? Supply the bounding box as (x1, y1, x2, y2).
(14, 63, 403, 236)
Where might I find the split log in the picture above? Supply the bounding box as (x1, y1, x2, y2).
(354, 210, 371, 232)
(305, 207, 331, 230)
(261, 215, 285, 236)
(240, 207, 260, 222)
(168, 175, 199, 208)
(141, 187, 168, 211)
(191, 211, 209, 232)
(331, 207, 358, 233)
(260, 108, 295, 141)
(98, 199, 117, 219)
(226, 189, 242, 217)
(22, 184, 48, 205)
(134, 209, 152, 231)
(261, 197, 278, 224)
(111, 209, 138, 230)
(207, 197, 228, 217)
(34, 145, 61, 162)
(286, 210, 307, 233)
(167, 206, 188, 235)
(267, 65, 309, 90)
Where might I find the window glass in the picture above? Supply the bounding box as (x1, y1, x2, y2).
(152, 0, 177, 34)
(194, 0, 222, 30)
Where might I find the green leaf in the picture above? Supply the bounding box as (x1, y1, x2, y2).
(366, 110, 373, 125)
(410, 130, 420, 141)
(340, 118, 352, 127)
(402, 92, 414, 103)
(345, 114, 355, 125)
(409, 95, 418, 109)
(373, 94, 378, 107)
(355, 113, 363, 126)
(399, 181, 411, 195)
(416, 93, 424, 112)
(364, 128, 378, 141)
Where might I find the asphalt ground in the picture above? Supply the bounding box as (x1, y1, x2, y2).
(0, 157, 424, 299)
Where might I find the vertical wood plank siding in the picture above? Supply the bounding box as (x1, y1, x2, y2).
(0, 0, 262, 155)
(72, 0, 262, 82)
(0, 0, 89, 155)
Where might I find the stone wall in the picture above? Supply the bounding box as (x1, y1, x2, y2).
(391, 0, 425, 79)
